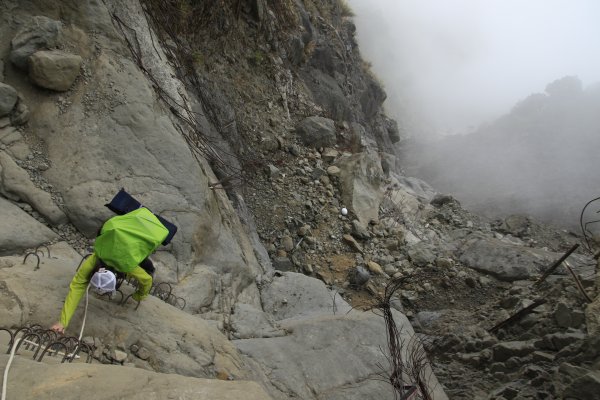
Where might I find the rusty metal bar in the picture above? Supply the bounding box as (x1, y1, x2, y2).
(534, 244, 580, 287)
(489, 299, 547, 334)
(23, 252, 41, 270)
(562, 261, 594, 303)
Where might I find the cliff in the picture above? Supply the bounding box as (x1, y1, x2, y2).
(0, 1, 598, 399)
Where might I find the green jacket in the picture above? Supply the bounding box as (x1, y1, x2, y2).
(59, 253, 153, 329)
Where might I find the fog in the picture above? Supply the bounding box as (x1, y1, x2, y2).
(347, 0, 600, 230)
(348, 0, 600, 136)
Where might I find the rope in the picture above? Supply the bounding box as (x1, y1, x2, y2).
(1, 338, 21, 400)
(1, 284, 91, 399)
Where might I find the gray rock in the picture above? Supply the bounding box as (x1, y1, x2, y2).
(321, 148, 339, 163)
(458, 233, 555, 281)
(349, 265, 370, 286)
(111, 349, 128, 363)
(327, 165, 341, 176)
(230, 303, 286, 339)
(295, 116, 336, 148)
(266, 163, 281, 178)
(407, 242, 436, 267)
(555, 302, 585, 328)
(10, 95, 30, 126)
(0, 353, 272, 399)
(563, 370, 600, 400)
(343, 234, 363, 253)
(10, 16, 62, 70)
(586, 294, 600, 336)
(498, 215, 531, 237)
(430, 193, 458, 208)
(272, 256, 294, 272)
(351, 219, 370, 239)
(260, 272, 352, 320)
(0, 197, 58, 254)
(0, 83, 18, 117)
(29, 50, 82, 91)
(235, 309, 447, 400)
(359, 73, 386, 118)
(336, 151, 384, 226)
(492, 341, 535, 362)
(559, 362, 591, 381)
(281, 236, 294, 252)
(0, 151, 67, 224)
(536, 331, 586, 351)
(416, 311, 443, 329)
(0, 59, 4, 81)
(301, 68, 352, 121)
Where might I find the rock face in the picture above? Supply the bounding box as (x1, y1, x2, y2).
(0, 355, 273, 400)
(28, 50, 82, 91)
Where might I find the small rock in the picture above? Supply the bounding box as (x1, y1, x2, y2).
(281, 236, 294, 252)
(351, 220, 370, 239)
(111, 349, 128, 363)
(298, 225, 311, 236)
(327, 165, 341, 177)
(343, 234, 363, 253)
(366, 260, 384, 275)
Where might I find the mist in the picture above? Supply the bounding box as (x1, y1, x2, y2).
(347, 0, 600, 230)
(348, 0, 600, 136)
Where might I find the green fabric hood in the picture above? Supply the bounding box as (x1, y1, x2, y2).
(94, 208, 169, 273)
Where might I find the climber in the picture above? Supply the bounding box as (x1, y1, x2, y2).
(50, 253, 156, 334)
(51, 206, 171, 334)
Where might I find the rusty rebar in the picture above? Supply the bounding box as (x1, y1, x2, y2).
(22, 252, 41, 270)
(562, 261, 593, 303)
(534, 243, 580, 287)
(489, 299, 547, 334)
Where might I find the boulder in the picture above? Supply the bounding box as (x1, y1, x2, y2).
(29, 50, 82, 91)
(0, 197, 58, 254)
(10, 15, 62, 69)
(335, 151, 385, 226)
(0, 82, 18, 117)
(295, 116, 336, 148)
(458, 233, 555, 281)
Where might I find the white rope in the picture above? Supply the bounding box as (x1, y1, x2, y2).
(1, 338, 21, 400)
(1, 284, 91, 400)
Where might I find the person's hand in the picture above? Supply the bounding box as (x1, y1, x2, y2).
(50, 322, 64, 334)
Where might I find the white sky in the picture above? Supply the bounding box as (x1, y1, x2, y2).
(348, 0, 600, 135)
